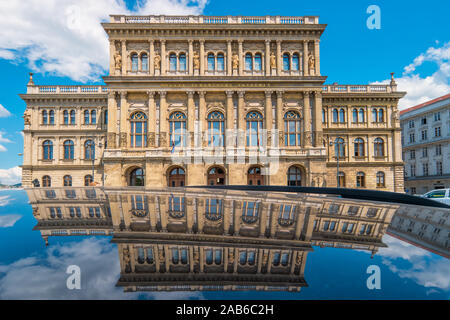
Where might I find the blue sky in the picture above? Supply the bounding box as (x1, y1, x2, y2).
(0, 0, 449, 183)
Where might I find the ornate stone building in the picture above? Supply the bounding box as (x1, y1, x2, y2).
(21, 15, 405, 191)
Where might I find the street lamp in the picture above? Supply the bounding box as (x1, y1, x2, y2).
(87, 138, 102, 186)
(330, 139, 346, 188)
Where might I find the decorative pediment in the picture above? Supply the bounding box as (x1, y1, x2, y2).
(207, 102, 224, 109)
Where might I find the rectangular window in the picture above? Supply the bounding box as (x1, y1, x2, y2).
(408, 120, 415, 128)
(436, 144, 442, 155)
(411, 164, 416, 177)
(434, 112, 441, 121)
(435, 127, 441, 137)
(422, 147, 428, 158)
(421, 130, 427, 140)
(409, 133, 415, 143)
(423, 163, 428, 176)
(421, 117, 427, 125)
(410, 150, 415, 159)
(437, 161, 443, 175)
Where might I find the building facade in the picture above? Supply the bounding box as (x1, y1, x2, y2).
(400, 94, 450, 195)
(21, 15, 405, 191)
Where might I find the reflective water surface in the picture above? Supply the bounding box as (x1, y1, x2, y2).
(0, 187, 448, 300)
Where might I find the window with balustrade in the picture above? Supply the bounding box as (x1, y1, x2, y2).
(278, 204, 296, 226)
(130, 112, 148, 148)
(241, 201, 259, 224)
(246, 111, 263, 147)
(207, 111, 224, 147)
(284, 111, 302, 146)
(205, 199, 223, 221)
(168, 196, 185, 218)
(169, 111, 187, 147)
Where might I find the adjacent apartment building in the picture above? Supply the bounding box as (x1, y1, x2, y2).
(400, 94, 450, 195)
(21, 15, 405, 190)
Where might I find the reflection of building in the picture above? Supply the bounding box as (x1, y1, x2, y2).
(388, 205, 450, 258)
(400, 94, 450, 195)
(26, 188, 113, 245)
(21, 15, 405, 192)
(28, 186, 434, 291)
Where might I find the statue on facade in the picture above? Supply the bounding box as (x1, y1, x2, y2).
(193, 250, 199, 264)
(228, 250, 234, 263)
(23, 109, 31, 125)
(308, 54, 315, 72)
(232, 54, 239, 69)
(114, 51, 122, 70)
(154, 52, 161, 70)
(270, 52, 276, 68)
(193, 51, 200, 69)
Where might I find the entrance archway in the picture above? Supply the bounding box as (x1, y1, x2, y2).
(247, 166, 264, 186)
(129, 168, 145, 186)
(207, 166, 225, 185)
(168, 167, 185, 187)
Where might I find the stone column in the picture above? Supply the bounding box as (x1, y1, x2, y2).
(276, 91, 284, 146)
(199, 40, 205, 76)
(187, 91, 195, 146)
(159, 91, 168, 147)
(188, 40, 193, 75)
(303, 91, 312, 147)
(314, 39, 320, 76)
(265, 40, 271, 76)
(226, 91, 234, 148)
(237, 91, 246, 147)
(107, 91, 117, 149)
(147, 91, 156, 147)
(198, 91, 206, 146)
(227, 40, 232, 76)
(303, 40, 309, 76)
(276, 40, 282, 75)
(119, 91, 128, 148)
(109, 40, 115, 75)
(313, 91, 323, 147)
(160, 40, 166, 75)
(121, 40, 127, 75)
(238, 40, 243, 75)
(265, 91, 273, 147)
(149, 40, 155, 76)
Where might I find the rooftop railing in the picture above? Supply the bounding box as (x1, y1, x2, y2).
(322, 84, 396, 93)
(27, 85, 108, 94)
(109, 15, 319, 25)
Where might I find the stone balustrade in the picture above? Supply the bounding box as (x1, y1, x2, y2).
(27, 85, 108, 94)
(322, 84, 395, 93)
(110, 15, 319, 25)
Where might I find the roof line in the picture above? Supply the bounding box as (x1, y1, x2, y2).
(400, 94, 450, 115)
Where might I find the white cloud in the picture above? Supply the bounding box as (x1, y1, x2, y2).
(0, 195, 11, 207)
(0, 104, 11, 118)
(0, 238, 204, 299)
(0, 0, 207, 82)
(372, 42, 450, 110)
(0, 166, 21, 185)
(0, 214, 21, 228)
(0, 132, 12, 153)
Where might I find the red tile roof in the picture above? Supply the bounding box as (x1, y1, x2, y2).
(400, 94, 450, 115)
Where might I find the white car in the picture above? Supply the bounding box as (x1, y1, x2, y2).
(421, 189, 450, 205)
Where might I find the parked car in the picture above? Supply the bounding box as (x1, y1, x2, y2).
(421, 189, 450, 205)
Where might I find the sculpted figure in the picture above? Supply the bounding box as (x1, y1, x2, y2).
(154, 53, 161, 70)
(270, 52, 276, 68)
(114, 51, 122, 70)
(193, 51, 200, 69)
(308, 54, 315, 71)
(232, 54, 239, 69)
(23, 109, 31, 125)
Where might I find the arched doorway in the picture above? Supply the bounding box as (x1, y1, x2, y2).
(287, 166, 302, 186)
(247, 166, 264, 186)
(207, 166, 225, 185)
(129, 168, 145, 186)
(168, 167, 185, 187)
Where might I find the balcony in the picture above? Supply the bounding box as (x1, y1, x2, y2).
(322, 85, 395, 93)
(27, 85, 108, 94)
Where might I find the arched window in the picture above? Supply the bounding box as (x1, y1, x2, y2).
(63, 175, 72, 187)
(284, 111, 302, 146)
(334, 137, 345, 157)
(205, 199, 223, 221)
(248, 166, 264, 186)
(372, 108, 378, 122)
(49, 110, 55, 125)
(179, 53, 186, 71)
(103, 110, 108, 125)
(354, 138, 365, 157)
(283, 53, 290, 71)
(84, 175, 93, 186)
(273, 252, 281, 266)
(43, 140, 53, 160)
(338, 171, 346, 187)
(42, 175, 51, 187)
(254, 53, 262, 71)
(281, 253, 289, 266)
(207, 53, 215, 71)
(374, 137, 384, 157)
(141, 53, 148, 71)
(42, 110, 48, 125)
(84, 140, 95, 160)
(322, 109, 327, 123)
(205, 249, 213, 265)
(131, 53, 138, 72)
(130, 112, 147, 148)
(207, 111, 224, 147)
(168, 196, 185, 218)
(352, 108, 358, 123)
(245, 53, 253, 71)
(378, 109, 384, 122)
(63, 140, 74, 160)
(169, 111, 186, 148)
(356, 172, 365, 187)
(358, 108, 365, 123)
(339, 108, 345, 123)
(246, 111, 263, 147)
(208, 166, 225, 185)
(129, 168, 145, 186)
(376, 171, 385, 187)
(91, 110, 96, 124)
(70, 110, 76, 124)
(84, 110, 90, 124)
(217, 53, 224, 71)
(63, 110, 69, 124)
(332, 109, 338, 123)
(287, 166, 302, 186)
(292, 53, 300, 71)
(168, 167, 185, 187)
(169, 53, 177, 71)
